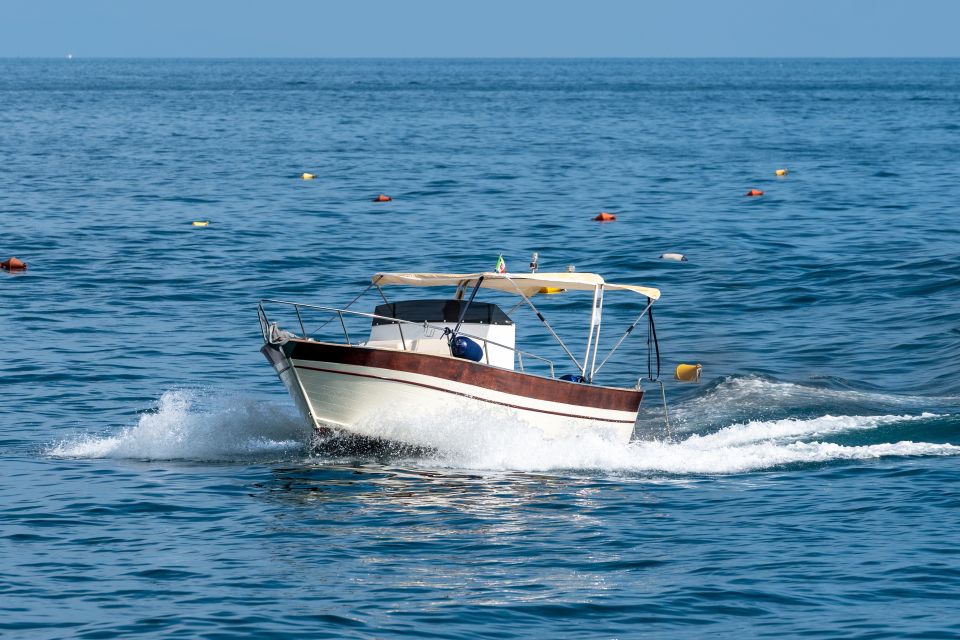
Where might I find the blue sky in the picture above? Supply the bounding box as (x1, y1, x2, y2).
(2, 0, 957, 58)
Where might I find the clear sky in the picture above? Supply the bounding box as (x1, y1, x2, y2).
(2, 0, 958, 58)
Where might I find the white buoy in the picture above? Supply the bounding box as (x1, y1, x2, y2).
(659, 253, 687, 262)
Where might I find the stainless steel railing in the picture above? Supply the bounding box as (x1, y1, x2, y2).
(258, 299, 556, 378)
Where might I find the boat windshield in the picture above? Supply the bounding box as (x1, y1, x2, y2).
(372, 299, 513, 326)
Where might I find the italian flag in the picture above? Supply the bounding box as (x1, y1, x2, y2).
(494, 255, 506, 273)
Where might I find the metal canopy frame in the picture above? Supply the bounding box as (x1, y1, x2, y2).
(287, 271, 660, 385)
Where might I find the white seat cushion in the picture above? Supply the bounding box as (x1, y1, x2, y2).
(410, 338, 452, 357)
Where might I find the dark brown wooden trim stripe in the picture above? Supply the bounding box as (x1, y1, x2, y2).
(294, 364, 638, 424)
(283, 340, 642, 413)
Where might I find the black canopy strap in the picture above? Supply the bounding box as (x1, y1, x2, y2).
(647, 301, 661, 380)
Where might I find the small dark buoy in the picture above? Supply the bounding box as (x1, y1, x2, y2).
(373, 194, 392, 202)
(1, 257, 27, 271)
(746, 189, 764, 197)
(594, 211, 616, 222)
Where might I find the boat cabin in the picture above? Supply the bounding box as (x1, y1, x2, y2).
(366, 299, 516, 369)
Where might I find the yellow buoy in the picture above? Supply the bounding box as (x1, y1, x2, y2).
(775, 168, 788, 177)
(301, 173, 316, 180)
(674, 363, 702, 383)
(192, 221, 210, 227)
(538, 287, 565, 294)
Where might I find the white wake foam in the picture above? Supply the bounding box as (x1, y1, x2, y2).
(46, 385, 958, 474)
(669, 376, 957, 432)
(346, 406, 957, 474)
(48, 389, 310, 461)
(682, 412, 937, 448)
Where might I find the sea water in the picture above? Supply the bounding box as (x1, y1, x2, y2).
(2, 59, 960, 638)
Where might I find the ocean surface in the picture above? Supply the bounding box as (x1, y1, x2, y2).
(2, 58, 960, 638)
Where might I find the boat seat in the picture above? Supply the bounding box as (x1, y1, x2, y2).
(362, 339, 405, 351)
(361, 338, 452, 357)
(410, 338, 453, 357)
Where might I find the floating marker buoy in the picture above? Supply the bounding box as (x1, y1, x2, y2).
(660, 253, 687, 262)
(301, 173, 316, 180)
(538, 287, 565, 294)
(675, 363, 702, 383)
(745, 189, 764, 197)
(373, 194, 392, 202)
(1, 256, 27, 271)
(594, 211, 616, 222)
(775, 168, 788, 177)
(192, 221, 210, 227)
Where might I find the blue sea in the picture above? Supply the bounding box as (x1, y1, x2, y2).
(2, 59, 960, 638)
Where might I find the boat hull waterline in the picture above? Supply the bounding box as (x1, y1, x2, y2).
(263, 340, 643, 445)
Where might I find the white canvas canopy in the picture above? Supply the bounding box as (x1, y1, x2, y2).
(372, 272, 661, 300)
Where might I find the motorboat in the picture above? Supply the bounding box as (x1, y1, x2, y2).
(258, 270, 668, 445)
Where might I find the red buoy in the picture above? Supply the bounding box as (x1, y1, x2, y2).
(746, 189, 764, 197)
(594, 211, 617, 222)
(1, 256, 27, 271)
(373, 194, 392, 202)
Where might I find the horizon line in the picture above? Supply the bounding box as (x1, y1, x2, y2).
(3, 55, 959, 61)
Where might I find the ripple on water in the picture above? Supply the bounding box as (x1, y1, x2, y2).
(3, 58, 960, 639)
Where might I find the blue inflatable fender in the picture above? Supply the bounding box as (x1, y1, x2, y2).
(450, 336, 484, 362)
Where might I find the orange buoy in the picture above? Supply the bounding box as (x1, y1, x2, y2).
(1, 256, 27, 271)
(745, 189, 764, 197)
(594, 211, 617, 222)
(373, 194, 392, 202)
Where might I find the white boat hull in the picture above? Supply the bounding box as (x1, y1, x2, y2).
(264, 340, 641, 445)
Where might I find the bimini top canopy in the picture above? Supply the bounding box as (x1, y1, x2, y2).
(372, 272, 661, 300)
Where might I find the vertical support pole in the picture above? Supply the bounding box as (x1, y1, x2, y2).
(258, 303, 268, 342)
(582, 285, 601, 379)
(337, 310, 351, 344)
(375, 279, 407, 347)
(660, 380, 671, 438)
(588, 285, 604, 382)
(294, 305, 306, 337)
